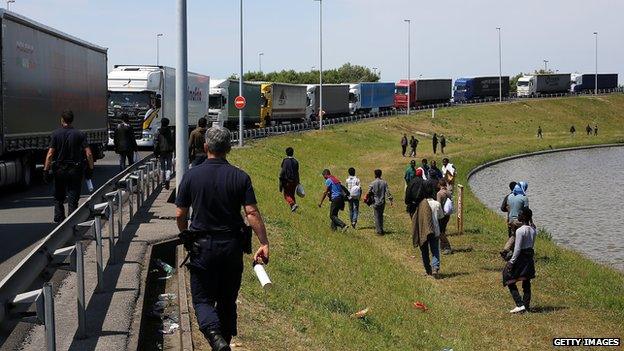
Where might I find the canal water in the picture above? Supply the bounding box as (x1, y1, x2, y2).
(469, 146, 624, 272)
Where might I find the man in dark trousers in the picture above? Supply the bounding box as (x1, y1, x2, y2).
(319, 169, 348, 231)
(409, 135, 418, 157)
(440, 135, 447, 154)
(401, 134, 408, 157)
(113, 113, 138, 171)
(594, 124, 598, 136)
(176, 126, 270, 351)
(189, 117, 208, 167)
(585, 124, 592, 136)
(279, 147, 300, 212)
(432, 133, 439, 154)
(44, 110, 94, 223)
(154, 118, 174, 189)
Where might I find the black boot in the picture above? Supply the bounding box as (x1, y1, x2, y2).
(204, 330, 231, 351)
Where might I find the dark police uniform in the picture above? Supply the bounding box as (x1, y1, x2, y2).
(49, 126, 88, 222)
(175, 157, 257, 340)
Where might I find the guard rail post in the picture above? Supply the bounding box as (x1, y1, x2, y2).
(127, 179, 134, 220)
(94, 214, 105, 292)
(9, 284, 56, 351)
(75, 239, 86, 338)
(42, 283, 55, 351)
(117, 187, 124, 237)
(105, 192, 116, 250)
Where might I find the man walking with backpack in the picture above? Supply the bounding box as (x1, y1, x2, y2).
(368, 169, 393, 235)
(113, 113, 138, 171)
(189, 117, 208, 167)
(154, 118, 174, 189)
(279, 147, 300, 212)
(319, 169, 348, 231)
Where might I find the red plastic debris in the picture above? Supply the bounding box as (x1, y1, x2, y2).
(412, 301, 428, 311)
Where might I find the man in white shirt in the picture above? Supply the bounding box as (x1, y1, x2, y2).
(441, 158, 455, 191)
(345, 167, 361, 228)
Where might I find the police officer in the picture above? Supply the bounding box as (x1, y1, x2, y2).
(175, 126, 269, 351)
(43, 110, 94, 223)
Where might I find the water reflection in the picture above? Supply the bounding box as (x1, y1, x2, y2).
(469, 146, 624, 272)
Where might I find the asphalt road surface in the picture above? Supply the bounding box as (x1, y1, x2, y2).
(0, 151, 150, 279)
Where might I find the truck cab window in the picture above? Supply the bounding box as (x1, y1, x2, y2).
(348, 92, 358, 103)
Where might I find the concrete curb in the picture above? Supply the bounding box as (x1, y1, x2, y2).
(177, 245, 193, 350)
(466, 142, 624, 185)
(126, 244, 153, 351)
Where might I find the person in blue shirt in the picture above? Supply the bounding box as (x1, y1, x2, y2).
(318, 169, 347, 231)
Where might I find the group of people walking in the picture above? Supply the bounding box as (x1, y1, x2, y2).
(499, 181, 537, 313)
(400, 133, 447, 157)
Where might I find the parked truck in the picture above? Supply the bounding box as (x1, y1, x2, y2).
(107, 65, 209, 147)
(306, 84, 350, 120)
(0, 10, 108, 188)
(209, 79, 262, 127)
(260, 83, 307, 126)
(394, 79, 452, 108)
(516, 73, 571, 97)
(570, 73, 618, 93)
(348, 82, 395, 114)
(453, 76, 510, 102)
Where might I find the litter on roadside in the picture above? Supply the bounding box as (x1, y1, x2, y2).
(350, 308, 369, 318)
(158, 293, 177, 301)
(155, 259, 175, 275)
(413, 301, 428, 311)
(159, 322, 179, 334)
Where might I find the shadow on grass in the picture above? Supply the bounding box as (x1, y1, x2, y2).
(451, 247, 474, 253)
(435, 272, 469, 280)
(529, 306, 568, 314)
(481, 266, 503, 272)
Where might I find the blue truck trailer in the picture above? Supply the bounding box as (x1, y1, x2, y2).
(349, 82, 395, 114)
(570, 74, 618, 93)
(453, 76, 510, 102)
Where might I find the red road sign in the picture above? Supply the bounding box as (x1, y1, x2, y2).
(234, 96, 246, 110)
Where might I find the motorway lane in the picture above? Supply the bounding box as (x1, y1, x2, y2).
(0, 151, 150, 278)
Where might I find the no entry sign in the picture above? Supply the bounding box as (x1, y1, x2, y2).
(234, 96, 246, 110)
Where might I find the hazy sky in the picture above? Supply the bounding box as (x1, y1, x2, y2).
(11, 0, 624, 82)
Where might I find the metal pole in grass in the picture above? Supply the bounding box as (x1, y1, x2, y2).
(457, 184, 464, 235)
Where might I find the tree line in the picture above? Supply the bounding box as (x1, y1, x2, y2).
(230, 63, 379, 85)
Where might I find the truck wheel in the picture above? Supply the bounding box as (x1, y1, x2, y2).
(19, 158, 33, 188)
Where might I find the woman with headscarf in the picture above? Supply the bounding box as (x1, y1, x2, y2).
(500, 182, 529, 260)
(503, 208, 536, 313)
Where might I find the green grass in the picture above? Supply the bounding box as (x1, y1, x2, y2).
(221, 95, 624, 350)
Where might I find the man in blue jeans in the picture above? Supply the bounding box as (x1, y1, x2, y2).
(318, 169, 347, 231)
(345, 167, 361, 228)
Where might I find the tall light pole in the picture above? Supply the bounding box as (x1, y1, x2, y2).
(156, 33, 163, 66)
(239, 0, 244, 146)
(258, 52, 264, 72)
(593, 31, 598, 95)
(6, 0, 15, 10)
(404, 19, 411, 115)
(175, 0, 188, 189)
(496, 27, 502, 102)
(543, 59, 549, 72)
(314, 0, 323, 129)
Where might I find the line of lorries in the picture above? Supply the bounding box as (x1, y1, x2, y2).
(0, 9, 620, 188)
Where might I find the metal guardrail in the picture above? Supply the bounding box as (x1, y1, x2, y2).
(0, 154, 161, 350)
(231, 88, 624, 142)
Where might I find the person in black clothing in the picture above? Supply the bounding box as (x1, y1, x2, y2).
(409, 136, 418, 157)
(279, 147, 300, 212)
(500, 181, 517, 237)
(440, 135, 446, 154)
(585, 124, 592, 136)
(570, 125, 576, 136)
(154, 118, 174, 189)
(113, 113, 138, 171)
(44, 110, 94, 223)
(428, 160, 443, 180)
(537, 126, 543, 139)
(401, 134, 408, 157)
(594, 124, 598, 136)
(405, 174, 426, 217)
(432, 133, 438, 154)
(176, 126, 270, 350)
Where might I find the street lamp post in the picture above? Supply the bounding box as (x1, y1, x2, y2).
(6, 0, 15, 10)
(404, 19, 411, 115)
(258, 52, 264, 73)
(543, 59, 549, 72)
(239, 0, 244, 146)
(593, 31, 598, 95)
(496, 27, 502, 102)
(175, 0, 189, 189)
(156, 33, 163, 66)
(314, 0, 323, 129)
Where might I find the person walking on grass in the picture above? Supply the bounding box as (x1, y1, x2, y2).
(404, 160, 417, 185)
(503, 208, 536, 313)
(346, 167, 361, 228)
(279, 147, 300, 212)
(570, 125, 576, 136)
(429, 160, 443, 180)
(441, 158, 456, 191)
(440, 135, 447, 154)
(426, 182, 444, 275)
(537, 126, 543, 139)
(437, 179, 453, 255)
(500, 182, 529, 260)
(410, 181, 438, 277)
(401, 134, 408, 157)
(500, 181, 518, 238)
(586, 124, 592, 136)
(368, 169, 393, 235)
(432, 133, 439, 154)
(319, 169, 348, 231)
(417, 159, 430, 180)
(409, 136, 418, 157)
(594, 124, 598, 136)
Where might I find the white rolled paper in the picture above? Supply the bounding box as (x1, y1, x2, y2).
(253, 263, 272, 289)
(86, 179, 94, 193)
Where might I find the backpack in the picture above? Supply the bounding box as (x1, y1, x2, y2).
(363, 190, 375, 206)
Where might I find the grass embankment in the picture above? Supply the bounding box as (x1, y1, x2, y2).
(211, 95, 624, 350)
